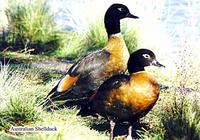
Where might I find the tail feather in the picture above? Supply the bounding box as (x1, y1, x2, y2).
(39, 83, 59, 107)
(41, 89, 72, 108)
(41, 87, 91, 110)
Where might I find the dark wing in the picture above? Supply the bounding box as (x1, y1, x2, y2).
(92, 74, 130, 104)
(98, 74, 130, 91)
(58, 49, 110, 92)
(78, 74, 129, 116)
(42, 49, 110, 106)
(68, 49, 110, 77)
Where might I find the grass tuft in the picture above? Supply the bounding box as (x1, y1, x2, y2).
(160, 47, 200, 139)
(0, 64, 42, 130)
(52, 20, 138, 60)
(161, 94, 200, 140)
(0, 63, 107, 139)
(4, 0, 62, 53)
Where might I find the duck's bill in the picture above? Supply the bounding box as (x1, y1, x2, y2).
(126, 13, 139, 18)
(152, 60, 165, 68)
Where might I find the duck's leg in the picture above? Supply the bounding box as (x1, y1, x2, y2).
(109, 120, 115, 140)
(126, 125, 133, 140)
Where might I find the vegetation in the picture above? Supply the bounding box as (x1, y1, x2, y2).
(0, 48, 199, 139)
(1, 1, 138, 59)
(0, 64, 108, 140)
(3, 0, 62, 53)
(53, 20, 138, 60)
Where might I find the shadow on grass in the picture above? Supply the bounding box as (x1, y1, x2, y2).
(44, 100, 150, 139)
(0, 53, 23, 64)
(90, 120, 150, 139)
(163, 117, 199, 140)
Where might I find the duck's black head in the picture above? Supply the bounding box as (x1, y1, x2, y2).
(104, 4, 139, 36)
(128, 49, 165, 73)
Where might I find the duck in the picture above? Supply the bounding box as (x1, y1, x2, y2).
(78, 49, 165, 140)
(42, 3, 139, 107)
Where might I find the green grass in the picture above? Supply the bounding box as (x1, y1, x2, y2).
(0, 64, 108, 140)
(52, 20, 139, 60)
(0, 51, 62, 64)
(4, 0, 62, 53)
(52, 20, 107, 60)
(2, 0, 139, 59)
(0, 65, 43, 130)
(51, 32, 86, 60)
(0, 109, 107, 140)
(161, 94, 200, 139)
(2, 11, 138, 60)
(6, 0, 54, 43)
(159, 51, 200, 139)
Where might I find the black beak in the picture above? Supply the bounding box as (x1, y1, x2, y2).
(126, 13, 139, 18)
(152, 60, 165, 68)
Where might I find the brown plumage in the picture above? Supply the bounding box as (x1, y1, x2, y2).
(41, 4, 139, 107)
(102, 72, 160, 116)
(78, 49, 165, 140)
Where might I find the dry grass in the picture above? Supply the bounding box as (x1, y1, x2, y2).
(0, 64, 107, 140)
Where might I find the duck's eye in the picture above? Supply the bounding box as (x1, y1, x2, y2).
(117, 8, 123, 11)
(143, 54, 151, 59)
